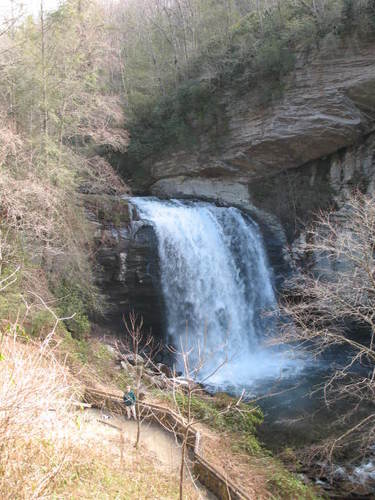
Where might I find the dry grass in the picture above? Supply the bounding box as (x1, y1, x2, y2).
(51, 413, 201, 500)
(0, 331, 78, 499)
(0, 318, 318, 499)
(0, 329, 199, 499)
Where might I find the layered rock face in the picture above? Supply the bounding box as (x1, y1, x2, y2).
(247, 132, 375, 240)
(84, 195, 165, 340)
(148, 38, 375, 224)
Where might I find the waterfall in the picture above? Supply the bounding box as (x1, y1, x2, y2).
(131, 197, 298, 387)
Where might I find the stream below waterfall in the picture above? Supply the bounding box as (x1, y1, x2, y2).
(129, 197, 375, 497)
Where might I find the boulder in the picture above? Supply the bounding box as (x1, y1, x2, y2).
(156, 362, 173, 378)
(170, 377, 200, 391)
(120, 361, 129, 371)
(104, 344, 122, 361)
(123, 353, 144, 366)
(142, 372, 168, 389)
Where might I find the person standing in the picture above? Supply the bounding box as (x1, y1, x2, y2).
(123, 385, 136, 420)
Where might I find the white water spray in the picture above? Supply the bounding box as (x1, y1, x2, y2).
(131, 197, 300, 387)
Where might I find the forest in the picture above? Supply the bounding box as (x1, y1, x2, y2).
(1, 0, 375, 498)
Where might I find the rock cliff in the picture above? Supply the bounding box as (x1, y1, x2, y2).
(83, 195, 165, 340)
(143, 38, 375, 233)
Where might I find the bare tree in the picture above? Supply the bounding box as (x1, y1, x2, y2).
(0, 1, 24, 39)
(278, 191, 375, 462)
(108, 313, 261, 498)
(120, 311, 161, 449)
(40, 0, 48, 149)
(164, 330, 253, 500)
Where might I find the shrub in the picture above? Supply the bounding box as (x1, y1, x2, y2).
(233, 434, 262, 455)
(254, 37, 296, 78)
(342, 0, 356, 30)
(126, 79, 221, 164)
(267, 469, 317, 499)
(278, 191, 375, 463)
(30, 309, 56, 338)
(55, 280, 91, 340)
(173, 391, 264, 455)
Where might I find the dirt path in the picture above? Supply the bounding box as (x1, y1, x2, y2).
(79, 408, 215, 499)
(85, 408, 181, 471)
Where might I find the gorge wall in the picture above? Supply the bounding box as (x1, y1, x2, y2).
(131, 37, 375, 242)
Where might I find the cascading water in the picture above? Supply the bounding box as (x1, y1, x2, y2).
(131, 197, 300, 388)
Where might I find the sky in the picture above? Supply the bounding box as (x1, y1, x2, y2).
(0, 0, 61, 19)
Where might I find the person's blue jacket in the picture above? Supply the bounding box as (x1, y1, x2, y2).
(123, 390, 136, 407)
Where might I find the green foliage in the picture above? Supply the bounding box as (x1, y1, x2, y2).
(55, 281, 91, 340)
(95, 344, 112, 361)
(61, 331, 90, 364)
(232, 434, 262, 455)
(173, 391, 264, 455)
(267, 468, 319, 499)
(363, 0, 375, 33)
(335, 0, 375, 35)
(214, 392, 264, 434)
(254, 37, 296, 78)
(342, 0, 355, 25)
(30, 310, 56, 338)
(127, 79, 221, 162)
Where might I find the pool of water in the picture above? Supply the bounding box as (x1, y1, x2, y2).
(205, 348, 375, 497)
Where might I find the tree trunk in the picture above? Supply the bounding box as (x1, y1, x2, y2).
(40, 0, 48, 165)
(179, 431, 187, 500)
(134, 363, 143, 449)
